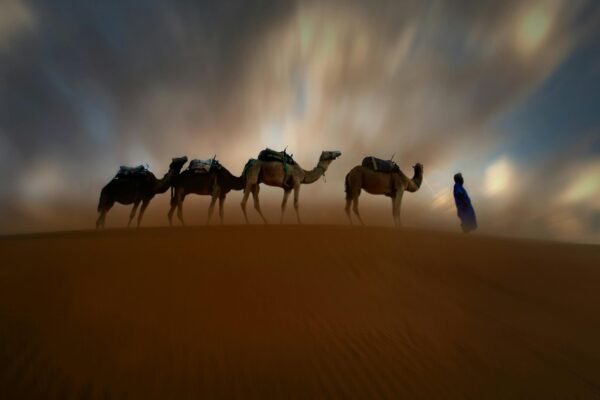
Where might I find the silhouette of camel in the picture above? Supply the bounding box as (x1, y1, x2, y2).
(96, 156, 188, 229)
(345, 162, 423, 227)
(168, 163, 245, 225)
(241, 150, 342, 224)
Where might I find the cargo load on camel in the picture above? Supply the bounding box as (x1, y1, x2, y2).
(258, 148, 296, 165)
(115, 165, 148, 179)
(361, 157, 400, 173)
(187, 158, 222, 173)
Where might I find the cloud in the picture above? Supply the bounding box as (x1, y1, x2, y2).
(0, 0, 35, 51)
(232, 0, 588, 170)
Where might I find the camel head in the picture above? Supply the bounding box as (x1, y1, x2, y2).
(170, 156, 188, 173)
(409, 163, 424, 191)
(413, 163, 424, 175)
(319, 150, 342, 162)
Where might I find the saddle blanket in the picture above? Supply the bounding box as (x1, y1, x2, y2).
(361, 157, 399, 173)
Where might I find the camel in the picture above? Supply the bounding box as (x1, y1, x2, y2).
(96, 156, 188, 229)
(344, 162, 423, 227)
(241, 150, 342, 224)
(168, 163, 245, 225)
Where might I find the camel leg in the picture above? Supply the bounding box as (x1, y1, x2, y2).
(96, 192, 111, 229)
(136, 199, 150, 228)
(293, 185, 301, 224)
(280, 189, 291, 224)
(252, 185, 268, 224)
(241, 187, 252, 224)
(169, 191, 185, 226)
(128, 200, 141, 228)
(391, 196, 396, 226)
(207, 194, 218, 225)
(393, 190, 404, 228)
(168, 202, 175, 226)
(176, 196, 185, 226)
(167, 203, 177, 226)
(96, 199, 114, 229)
(96, 209, 108, 229)
(352, 196, 365, 226)
(345, 197, 353, 225)
(168, 194, 178, 226)
(96, 211, 104, 229)
(218, 195, 225, 225)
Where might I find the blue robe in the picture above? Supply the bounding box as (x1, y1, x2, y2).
(453, 183, 477, 233)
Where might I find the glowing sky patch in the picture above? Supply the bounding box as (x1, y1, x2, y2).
(0, 0, 35, 51)
(559, 161, 600, 208)
(431, 188, 454, 212)
(484, 158, 514, 197)
(515, 3, 553, 54)
(19, 160, 67, 202)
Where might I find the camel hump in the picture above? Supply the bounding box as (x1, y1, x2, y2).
(361, 156, 399, 173)
(242, 159, 257, 177)
(188, 158, 222, 173)
(115, 165, 148, 179)
(258, 148, 296, 165)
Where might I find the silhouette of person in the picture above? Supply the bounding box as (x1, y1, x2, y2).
(453, 173, 477, 233)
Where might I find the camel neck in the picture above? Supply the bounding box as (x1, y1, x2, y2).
(412, 169, 423, 187)
(222, 168, 245, 191)
(302, 160, 329, 184)
(405, 167, 423, 193)
(154, 169, 175, 193)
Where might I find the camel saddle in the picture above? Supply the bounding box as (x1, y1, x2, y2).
(115, 165, 148, 178)
(362, 157, 399, 173)
(258, 148, 296, 165)
(188, 158, 222, 173)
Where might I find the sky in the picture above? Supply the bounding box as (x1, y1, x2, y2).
(0, 0, 599, 242)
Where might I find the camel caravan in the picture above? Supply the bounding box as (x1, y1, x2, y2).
(96, 149, 424, 229)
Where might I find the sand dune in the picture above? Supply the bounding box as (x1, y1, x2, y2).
(0, 226, 599, 399)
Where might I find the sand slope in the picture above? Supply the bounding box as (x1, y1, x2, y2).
(0, 226, 599, 399)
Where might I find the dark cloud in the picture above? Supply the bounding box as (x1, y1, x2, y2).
(2, 0, 295, 142)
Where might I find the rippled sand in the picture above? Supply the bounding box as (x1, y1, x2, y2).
(0, 226, 599, 399)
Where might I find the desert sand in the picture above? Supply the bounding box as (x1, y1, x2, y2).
(0, 225, 599, 399)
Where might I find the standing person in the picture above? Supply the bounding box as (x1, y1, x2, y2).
(453, 173, 477, 233)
